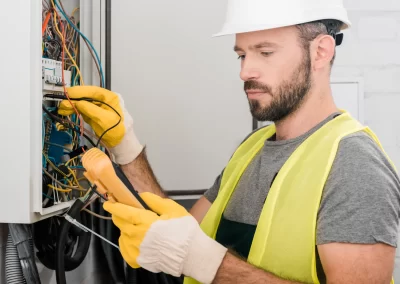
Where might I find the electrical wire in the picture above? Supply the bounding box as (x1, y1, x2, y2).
(54, 0, 105, 87)
(42, 104, 96, 147)
(42, 10, 52, 36)
(49, 0, 85, 138)
(56, 2, 103, 87)
(68, 168, 85, 191)
(50, 0, 83, 85)
(48, 185, 72, 193)
(83, 209, 112, 220)
(42, 95, 122, 148)
(42, 168, 85, 191)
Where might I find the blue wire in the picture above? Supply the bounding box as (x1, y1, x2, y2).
(48, 157, 57, 165)
(53, 0, 105, 87)
(43, 193, 54, 200)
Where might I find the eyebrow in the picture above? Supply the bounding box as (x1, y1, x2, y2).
(234, 41, 279, 52)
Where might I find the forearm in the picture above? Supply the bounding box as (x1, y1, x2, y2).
(212, 253, 301, 284)
(120, 147, 166, 197)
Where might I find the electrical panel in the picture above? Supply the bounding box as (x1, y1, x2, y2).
(0, 0, 105, 224)
(38, 0, 108, 223)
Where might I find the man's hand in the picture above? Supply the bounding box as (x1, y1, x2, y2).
(103, 192, 228, 284)
(58, 86, 143, 165)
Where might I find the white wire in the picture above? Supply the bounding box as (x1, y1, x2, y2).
(65, 214, 119, 250)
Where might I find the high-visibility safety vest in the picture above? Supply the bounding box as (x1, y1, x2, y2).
(184, 112, 396, 284)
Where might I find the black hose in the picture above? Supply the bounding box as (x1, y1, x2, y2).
(106, 215, 126, 284)
(8, 224, 41, 284)
(5, 233, 26, 284)
(125, 266, 138, 284)
(62, 211, 92, 271)
(55, 199, 92, 284)
(98, 204, 125, 284)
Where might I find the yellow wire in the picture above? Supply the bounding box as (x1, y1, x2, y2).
(48, 184, 72, 193)
(43, 152, 80, 190)
(68, 168, 84, 190)
(43, 152, 68, 178)
(51, 0, 84, 85)
(71, 7, 80, 19)
(65, 155, 80, 166)
(53, 11, 83, 85)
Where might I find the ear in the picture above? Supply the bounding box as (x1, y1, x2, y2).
(311, 34, 336, 70)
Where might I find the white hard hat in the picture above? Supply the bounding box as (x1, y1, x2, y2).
(213, 0, 352, 37)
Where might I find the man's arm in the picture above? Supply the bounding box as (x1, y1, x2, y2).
(212, 252, 301, 284)
(120, 147, 166, 197)
(189, 196, 212, 223)
(212, 242, 395, 284)
(318, 243, 395, 284)
(121, 148, 213, 223)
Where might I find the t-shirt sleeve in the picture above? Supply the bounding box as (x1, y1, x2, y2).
(316, 132, 400, 247)
(204, 170, 224, 203)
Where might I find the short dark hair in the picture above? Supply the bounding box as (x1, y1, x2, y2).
(295, 20, 343, 66)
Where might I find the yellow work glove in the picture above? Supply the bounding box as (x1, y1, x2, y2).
(58, 86, 143, 164)
(103, 192, 228, 284)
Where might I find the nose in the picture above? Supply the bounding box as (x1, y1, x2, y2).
(240, 59, 261, 82)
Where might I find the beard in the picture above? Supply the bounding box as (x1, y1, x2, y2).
(245, 51, 312, 122)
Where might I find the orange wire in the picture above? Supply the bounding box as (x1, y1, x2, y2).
(42, 11, 52, 36)
(52, 2, 84, 136)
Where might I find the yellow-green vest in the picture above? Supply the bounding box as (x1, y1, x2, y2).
(184, 112, 396, 284)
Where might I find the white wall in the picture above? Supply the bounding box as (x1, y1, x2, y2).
(334, 0, 400, 279)
(333, 1, 400, 169)
(111, 0, 252, 192)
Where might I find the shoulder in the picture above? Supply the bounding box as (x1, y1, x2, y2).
(334, 131, 397, 181)
(316, 130, 400, 246)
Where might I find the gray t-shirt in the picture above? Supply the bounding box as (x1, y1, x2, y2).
(205, 113, 400, 247)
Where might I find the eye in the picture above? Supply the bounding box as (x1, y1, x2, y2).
(237, 55, 245, 60)
(261, 52, 273, 57)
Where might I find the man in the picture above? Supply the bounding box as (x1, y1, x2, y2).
(59, 0, 400, 283)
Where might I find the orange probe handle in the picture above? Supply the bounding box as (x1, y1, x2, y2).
(82, 148, 144, 209)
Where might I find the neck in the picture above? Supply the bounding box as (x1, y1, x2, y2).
(274, 85, 338, 141)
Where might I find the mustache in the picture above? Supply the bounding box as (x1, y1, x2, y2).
(244, 80, 272, 93)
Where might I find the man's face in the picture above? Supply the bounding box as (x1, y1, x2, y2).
(234, 26, 312, 122)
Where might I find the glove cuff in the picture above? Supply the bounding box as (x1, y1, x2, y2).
(183, 228, 228, 284)
(110, 111, 144, 165)
(110, 127, 143, 165)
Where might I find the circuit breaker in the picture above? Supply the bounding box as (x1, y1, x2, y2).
(42, 59, 71, 92)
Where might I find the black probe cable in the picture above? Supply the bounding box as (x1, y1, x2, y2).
(43, 94, 121, 148)
(42, 104, 96, 147)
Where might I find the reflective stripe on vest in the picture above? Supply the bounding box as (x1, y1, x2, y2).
(184, 112, 396, 284)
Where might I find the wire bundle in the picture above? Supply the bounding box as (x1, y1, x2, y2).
(42, 0, 104, 87)
(41, 0, 109, 210)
